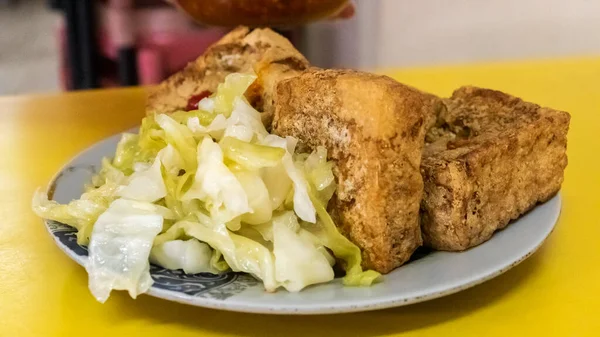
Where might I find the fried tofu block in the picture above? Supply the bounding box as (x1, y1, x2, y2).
(421, 86, 570, 250)
(146, 26, 308, 125)
(273, 69, 444, 273)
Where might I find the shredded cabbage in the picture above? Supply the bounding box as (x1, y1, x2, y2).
(220, 137, 285, 171)
(187, 96, 267, 143)
(32, 179, 121, 245)
(170, 109, 217, 126)
(272, 212, 334, 291)
(261, 161, 293, 211)
(86, 199, 163, 303)
(155, 114, 197, 172)
(182, 137, 251, 221)
(214, 73, 257, 117)
(150, 239, 217, 274)
(235, 170, 272, 225)
(307, 192, 381, 286)
(32, 72, 381, 302)
(117, 156, 166, 202)
(262, 135, 316, 223)
(164, 219, 279, 291)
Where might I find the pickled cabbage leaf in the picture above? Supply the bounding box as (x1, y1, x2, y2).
(155, 114, 197, 172)
(214, 73, 257, 117)
(220, 136, 285, 171)
(306, 192, 382, 286)
(297, 146, 337, 207)
(182, 137, 250, 221)
(164, 219, 278, 291)
(86, 199, 163, 303)
(32, 71, 382, 302)
(188, 97, 267, 143)
(235, 170, 272, 225)
(272, 212, 334, 291)
(157, 144, 185, 176)
(150, 239, 217, 274)
(262, 135, 316, 223)
(32, 180, 121, 245)
(117, 156, 166, 202)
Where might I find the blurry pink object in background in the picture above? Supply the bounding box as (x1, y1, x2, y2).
(57, 0, 226, 89)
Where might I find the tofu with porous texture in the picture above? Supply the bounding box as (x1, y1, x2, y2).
(421, 86, 570, 251)
(146, 25, 571, 272)
(273, 69, 445, 273)
(146, 26, 309, 127)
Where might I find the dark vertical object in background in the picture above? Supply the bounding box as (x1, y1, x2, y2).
(48, 0, 63, 10)
(77, 0, 99, 89)
(117, 46, 139, 86)
(63, 0, 83, 89)
(60, 0, 100, 90)
(108, 0, 139, 86)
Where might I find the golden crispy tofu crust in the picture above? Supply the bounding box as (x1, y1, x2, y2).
(146, 26, 308, 125)
(421, 86, 570, 250)
(273, 69, 444, 273)
(146, 26, 571, 272)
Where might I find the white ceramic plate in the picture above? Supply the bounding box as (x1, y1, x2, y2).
(45, 131, 561, 315)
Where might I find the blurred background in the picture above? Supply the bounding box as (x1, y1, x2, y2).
(1, 0, 599, 95)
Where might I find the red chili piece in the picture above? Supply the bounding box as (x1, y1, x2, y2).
(186, 90, 212, 111)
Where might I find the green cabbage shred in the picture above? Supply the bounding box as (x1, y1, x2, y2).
(32, 72, 381, 299)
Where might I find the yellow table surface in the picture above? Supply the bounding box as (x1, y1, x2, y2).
(1, 57, 599, 337)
